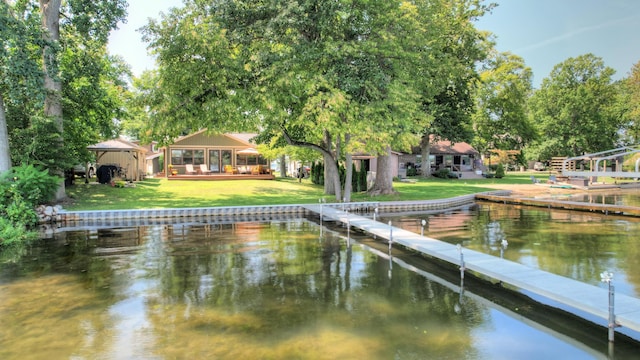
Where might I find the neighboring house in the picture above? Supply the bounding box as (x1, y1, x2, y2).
(87, 138, 148, 181)
(399, 138, 480, 175)
(134, 140, 163, 176)
(165, 130, 270, 176)
(353, 151, 402, 178)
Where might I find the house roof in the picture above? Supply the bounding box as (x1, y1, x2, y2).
(171, 129, 258, 146)
(430, 140, 478, 155)
(87, 138, 148, 153)
(408, 137, 478, 156)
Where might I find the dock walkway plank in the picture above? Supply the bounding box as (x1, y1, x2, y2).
(303, 204, 640, 335)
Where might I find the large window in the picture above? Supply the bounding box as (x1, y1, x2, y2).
(221, 150, 232, 167)
(170, 149, 204, 165)
(236, 154, 268, 166)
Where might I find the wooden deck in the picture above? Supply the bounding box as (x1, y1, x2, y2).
(302, 204, 640, 340)
(166, 174, 275, 181)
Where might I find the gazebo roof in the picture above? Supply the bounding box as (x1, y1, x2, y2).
(87, 138, 148, 153)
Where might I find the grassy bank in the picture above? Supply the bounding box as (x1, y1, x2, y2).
(64, 172, 544, 211)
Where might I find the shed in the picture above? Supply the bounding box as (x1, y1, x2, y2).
(88, 138, 148, 181)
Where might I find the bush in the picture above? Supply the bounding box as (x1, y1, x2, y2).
(0, 218, 37, 248)
(434, 168, 451, 179)
(0, 164, 59, 249)
(2, 187, 39, 226)
(0, 164, 60, 206)
(495, 164, 505, 179)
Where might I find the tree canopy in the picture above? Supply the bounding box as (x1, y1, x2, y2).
(141, 0, 492, 198)
(472, 51, 535, 155)
(527, 54, 621, 159)
(1, 0, 128, 185)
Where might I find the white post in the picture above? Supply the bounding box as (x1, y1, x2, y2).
(601, 271, 616, 342)
(500, 239, 508, 259)
(421, 219, 426, 237)
(457, 244, 465, 279)
(388, 221, 393, 252)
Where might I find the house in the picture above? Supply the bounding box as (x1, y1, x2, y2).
(165, 130, 272, 177)
(352, 151, 402, 178)
(87, 138, 148, 181)
(399, 138, 481, 176)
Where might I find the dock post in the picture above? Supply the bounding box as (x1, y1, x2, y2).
(500, 239, 508, 259)
(388, 221, 393, 252)
(457, 244, 465, 279)
(374, 207, 378, 222)
(346, 209, 350, 242)
(601, 271, 616, 342)
(421, 219, 426, 237)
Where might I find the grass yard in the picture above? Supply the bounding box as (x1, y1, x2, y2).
(64, 172, 547, 211)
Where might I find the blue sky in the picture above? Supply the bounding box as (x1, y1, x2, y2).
(108, 0, 640, 87)
(475, 0, 640, 86)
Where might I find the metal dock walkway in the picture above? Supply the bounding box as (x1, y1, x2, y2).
(302, 204, 640, 339)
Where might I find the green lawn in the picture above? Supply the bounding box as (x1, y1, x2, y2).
(64, 172, 544, 211)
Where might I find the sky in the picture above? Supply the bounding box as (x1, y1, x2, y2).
(108, 0, 640, 87)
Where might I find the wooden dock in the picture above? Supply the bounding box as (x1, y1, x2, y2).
(302, 204, 640, 339)
(476, 193, 640, 217)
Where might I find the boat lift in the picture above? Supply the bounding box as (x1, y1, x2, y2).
(562, 146, 640, 179)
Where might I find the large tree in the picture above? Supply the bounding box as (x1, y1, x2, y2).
(143, 0, 452, 200)
(472, 51, 536, 156)
(618, 61, 640, 144)
(417, 0, 492, 177)
(527, 54, 621, 159)
(2, 0, 127, 197)
(0, 0, 45, 173)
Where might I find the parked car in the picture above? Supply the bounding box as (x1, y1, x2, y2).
(74, 162, 96, 178)
(533, 162, 545, 171)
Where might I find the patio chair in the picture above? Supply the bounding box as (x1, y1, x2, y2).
(200, 164, 212, 175)
(185, 164, 197, 175)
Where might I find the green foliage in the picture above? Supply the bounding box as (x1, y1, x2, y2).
(311, 161, 324, 185)
(351, 163, 358, 193)
(473, 52, 536, 153)
(0, 217, 37, 248)
(358, 163, 367, 192)
(1, 164, 60, 205)
(495, 164, 505, 179)
(1, 186, 38, 226)
(434, 168, 451, 179)
(527, 54, 620, 159)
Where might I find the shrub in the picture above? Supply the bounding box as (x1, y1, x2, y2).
(0, 164, 60, 206)
(0, 218, 38, 248)
(434, 168, 451, 179)
(495, 164, 505, 179)
(2, 187, 39, 226)
(406, 167, 417, 176)
(358, 164, 367, 192)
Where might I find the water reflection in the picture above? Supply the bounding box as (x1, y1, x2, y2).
(385, 203, 640, 299)
(0, 220, 631, 359)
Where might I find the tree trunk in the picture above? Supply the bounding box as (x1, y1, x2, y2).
(279, 154, 287, 177)
(420, 134, 431, 178)
(369, 146, 395, 195)
(343, 134, 352, 202)
(0, 95, 11, 173)
(40, 0, 65, 200)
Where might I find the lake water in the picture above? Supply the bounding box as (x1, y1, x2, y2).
(1, 207, 639, 359)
